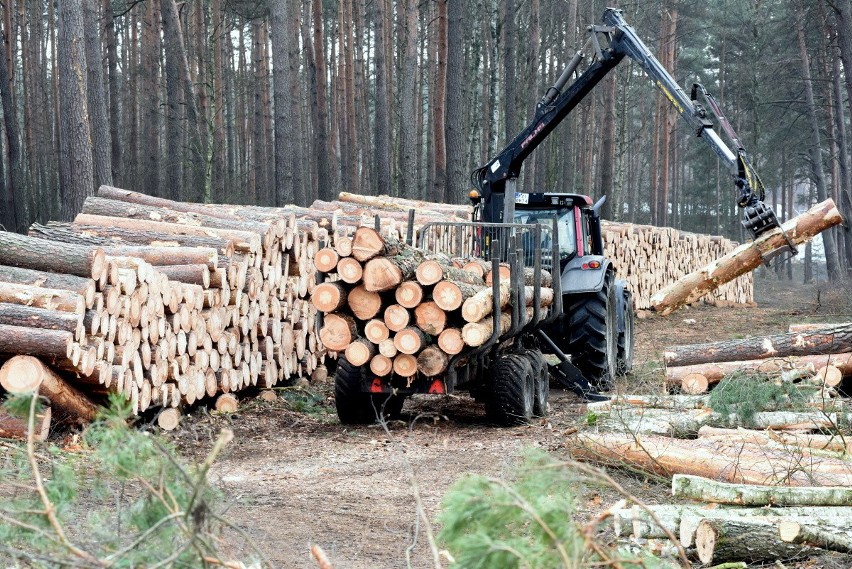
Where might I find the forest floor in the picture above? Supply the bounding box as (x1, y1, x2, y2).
(162, 272, 852, 569)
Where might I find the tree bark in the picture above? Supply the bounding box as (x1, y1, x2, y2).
(82, 0, 112, 191)
(0, 355, 98, 422)
(650, 199, 843, 315)
(695, 518, 807, 565)
(270, 0, 295, 205)
(673, 474, 852, 506)
(664, 325, 852, 366)
(0, 232, 105, 279)
(58, 0, 94, 219)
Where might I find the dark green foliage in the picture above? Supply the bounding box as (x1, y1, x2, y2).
(709, 372, 811, 426)
(438, 449, 669, 568)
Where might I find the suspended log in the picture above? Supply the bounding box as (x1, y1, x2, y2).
(0, 405, 51, 441)
(0, 231, 105, 280)
(0, 356, 98, 422)
(413, 302, 447, 335)
(664, 324, 852, 366)
(672, 474, 852, 506)
(417, 346, 450, 377)
(311, 282, 348, 313)
(651, 199, 843, 315)
(347, 285, 383, 320)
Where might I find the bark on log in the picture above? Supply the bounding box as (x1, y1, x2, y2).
(777, 520, 852, 554)
(0, 231, 105, 279)
(0, 265, 96, 306)
(414, 302, 446, 335)
(0, 325, 73, 360)
(417, 346, 449, 377)
(0, 304, 84, 338)
(156, 264, 211, 288)
(0, 356, 98, 422)
(567, 432, 852, 486)
(395, 281, 424, 308)
(695, 518, 807, 564)
(697, 426, 852, 454)
(651, 199, 843, 315)
(336, 257, 363, 284)
(0, 405, 51, 441)
(36, 222, 234, 254)
(461, 284, 511, 323)
(672, 474, 852, 506)
(664, 324, 852, 366)
(666, 352, 852, 390)
(347, 285, 383, 320)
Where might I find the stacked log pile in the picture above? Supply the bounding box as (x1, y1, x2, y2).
(312, 225, 554, 380)
(600, 220, 752, 310)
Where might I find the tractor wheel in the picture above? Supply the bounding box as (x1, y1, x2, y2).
(334, 358, 405, 424)
(564, 271, 618, 391)
(617, 289, 636, 375)
(520, 349, 549, 417)
(487, 354, 534, 426)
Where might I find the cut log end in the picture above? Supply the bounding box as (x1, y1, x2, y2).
(215, 393, 239, 413)
(157, 408, 181, 431)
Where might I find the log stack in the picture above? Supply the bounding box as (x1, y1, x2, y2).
(312, 226, 554, 381)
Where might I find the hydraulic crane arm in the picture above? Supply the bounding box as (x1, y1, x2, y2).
(474, 7, 788, 242)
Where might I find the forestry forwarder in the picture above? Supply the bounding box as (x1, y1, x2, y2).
(333, 8, 795, 426)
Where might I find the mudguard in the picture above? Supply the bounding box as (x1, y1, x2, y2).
(560, 255, 611, 294)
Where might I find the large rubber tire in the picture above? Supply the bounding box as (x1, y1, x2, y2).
(563, 271, 618, 391)
(334, 357, 404, 424)
(520, 349, 549, 417)
(617, 289, 636, 375)
(487, 354, 534, 426)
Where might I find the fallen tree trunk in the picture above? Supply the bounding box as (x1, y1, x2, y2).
(567, 432, 852, 486)
(777, 520, 852, 554)
(665, 352, 852, 391)
(650, 199, 843, 315)
(0, 356, 99, 422)
(664, 324, 852, 366)
(0, 406, 51, 441)
(672, 474, 852, 506)
(696, 426, 852, 454)
(695, 517, 808, 564)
